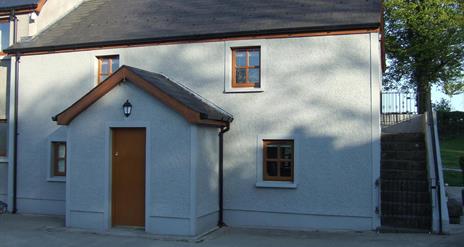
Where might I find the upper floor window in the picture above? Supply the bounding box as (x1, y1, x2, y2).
(232, 47, 260, 88)
(263, 140, 294, 182)
(97, 55, 119, 83)
(0, 21, 10, 52)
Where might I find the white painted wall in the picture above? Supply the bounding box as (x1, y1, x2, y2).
(0, 0, 86, 211)
(15, 33, 382, 233)
(33, 0, 85, 36)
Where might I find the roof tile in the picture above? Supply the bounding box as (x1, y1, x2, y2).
(8, 0, 382, 53)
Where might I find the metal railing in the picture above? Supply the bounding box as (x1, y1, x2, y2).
(381, 91, 418, 127)
(381, 91, 417, 114)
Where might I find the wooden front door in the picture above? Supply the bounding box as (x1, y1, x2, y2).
(111, 128, 146, 227)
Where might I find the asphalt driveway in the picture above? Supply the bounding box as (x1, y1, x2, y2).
(0, 214, 463, 247)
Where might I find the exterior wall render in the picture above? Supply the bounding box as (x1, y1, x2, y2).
(13, 32, 381, 233)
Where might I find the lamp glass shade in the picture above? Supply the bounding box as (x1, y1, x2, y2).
(123, 100, 132, 117)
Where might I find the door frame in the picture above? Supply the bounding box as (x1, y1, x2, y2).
(103, 121, 151, 230)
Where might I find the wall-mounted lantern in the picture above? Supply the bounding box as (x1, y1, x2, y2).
(122, 100, 132, 117)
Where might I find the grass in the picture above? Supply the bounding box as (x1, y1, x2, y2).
(443, 171, 463, 187)
(439, 135, 464, 186)
(439, 136, 464, 169)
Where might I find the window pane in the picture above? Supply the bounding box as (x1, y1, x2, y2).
(235, 51, 246, 67)
(280, 145, 292, 159)
(236, 68, 246, 83)
(0, 23, 9, 51)
(101, 59, 109, 74)
(58, 160, 66, 173)
(58, 144, 66, 158)
(249, 50, 260, 66)
(100, 74, 108, 81)
(111, 58, 119, 72)
(266, 161, 278, 177)
(266, 145, 278, 159)
(248, 68, 260, 83)
(0, 121, 7, 156)
(280, 162, 292, 177)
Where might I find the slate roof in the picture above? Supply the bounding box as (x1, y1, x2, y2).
(53, 65, 233, 125)
(7, 0, 382, 53)
(125, 66, 233, 123)
(0, 0, 38, 11)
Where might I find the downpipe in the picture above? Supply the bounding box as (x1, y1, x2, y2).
(10, 10, 19, 214)
(218, 123, 230, 227)
(12, 53, 19, 214)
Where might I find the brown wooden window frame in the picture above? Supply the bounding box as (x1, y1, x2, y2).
(263, 140, 294, 182)
(52, 142, 66, 177)
(231, 47, 261, 88)
(97, 55, 119, 83)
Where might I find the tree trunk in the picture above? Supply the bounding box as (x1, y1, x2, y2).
(416, 80, 430, 114)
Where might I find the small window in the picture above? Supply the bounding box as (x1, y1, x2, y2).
(263, 140, 294, 181)
(97, 55, 119, 83)
(0, 21, 9, 52)
(232, 47, 260, 88)
(51, 142, 66, 177)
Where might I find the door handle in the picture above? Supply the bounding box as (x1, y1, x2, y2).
(114, 152, 119, 157)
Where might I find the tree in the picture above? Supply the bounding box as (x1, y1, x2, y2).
(384, 0, 464, 113)
(432, 98, 451, 112)
(442, 79, 464, 97)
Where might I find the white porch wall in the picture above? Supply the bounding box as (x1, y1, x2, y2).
(67, 82, 193, 234)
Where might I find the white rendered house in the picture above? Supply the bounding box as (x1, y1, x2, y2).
(0, 0, 388, 236)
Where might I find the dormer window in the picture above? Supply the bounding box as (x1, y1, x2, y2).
(97, 55, 119, 83)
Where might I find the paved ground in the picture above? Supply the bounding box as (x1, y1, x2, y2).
(1, 214, 464, 247)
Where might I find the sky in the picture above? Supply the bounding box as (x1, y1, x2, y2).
(432, 85, 464, 111)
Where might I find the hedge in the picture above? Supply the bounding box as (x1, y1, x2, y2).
(437, 111, 464, 137)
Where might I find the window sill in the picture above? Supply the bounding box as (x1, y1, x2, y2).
(224, 87, 264, 94)
(256, 181, 297, 189)
(47, 177, 66, 183)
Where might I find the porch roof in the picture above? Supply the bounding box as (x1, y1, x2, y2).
(53, 65, 233, 127)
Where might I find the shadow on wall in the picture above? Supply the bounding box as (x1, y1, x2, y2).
(15, 34, 378, 217)
(222, 124, 377, 218)
(15, 70, 94, 199)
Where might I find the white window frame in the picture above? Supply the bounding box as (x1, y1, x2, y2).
(224, 40, 267, 93)
(256, 134, 299, 188)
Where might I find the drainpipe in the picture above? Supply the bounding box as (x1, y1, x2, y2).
(10, 10, 19, 214)
(218, 123, 230, 227)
